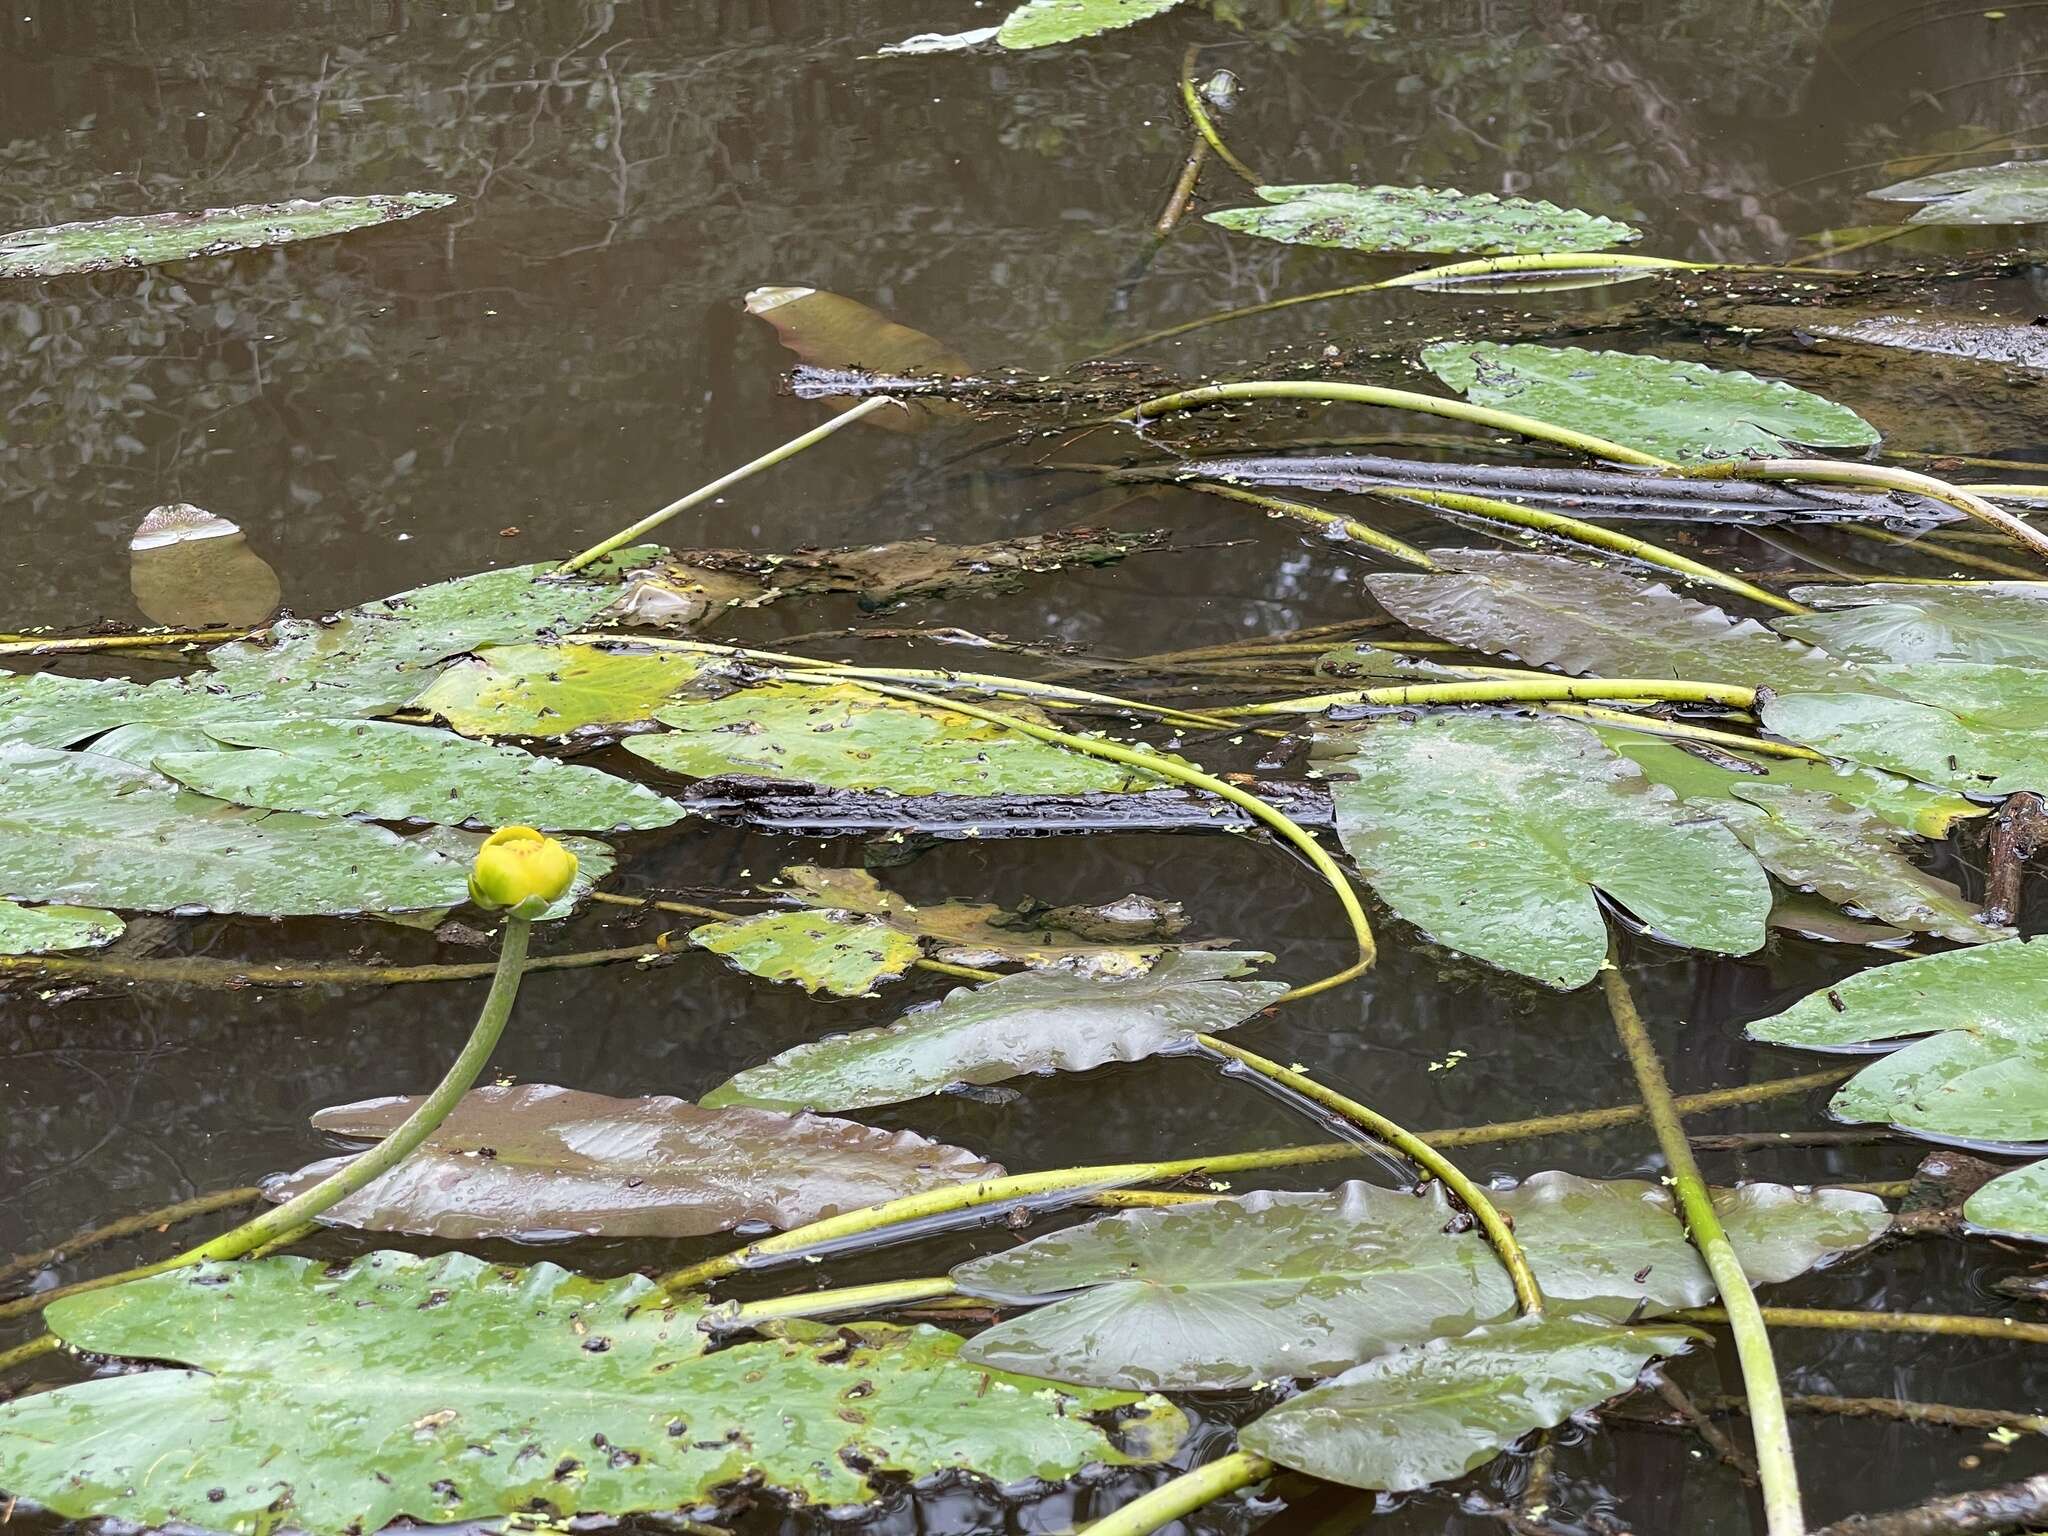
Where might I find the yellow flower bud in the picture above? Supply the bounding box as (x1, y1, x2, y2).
(467, 826, 578, 917)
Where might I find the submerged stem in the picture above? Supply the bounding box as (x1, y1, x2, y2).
(0, 1187, 263, 1290)
(1675, 1306, 2048, 1347)
(1179, 72, 1260, 185)
(1602, 958, 1804, 1536)
(1186, 479, 1439, 569)
(557, 395, 902, 573)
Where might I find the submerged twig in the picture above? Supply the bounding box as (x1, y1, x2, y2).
(1985, 791, 2048, 927)
(1646, 1367, 1760, 1483)
(1810, 1474, 2048, 1536)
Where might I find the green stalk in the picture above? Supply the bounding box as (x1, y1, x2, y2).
(1082, 1451, 1276, 1536)
(1218, 676, 1759, 717)
(0, 938, 662, 991)
(0, 1333, 59, 1374)
(0, 627, 246, 656)
(1374, 485, 1807, 615)
(1118, 381, 1668, 467)
(1680, 458, 2048, 567)
(793, 676, 1376, 999)
(1676, 1306, 2048, 1347)
(0, 1187, 263, 1290)
(1197, 1035, 1544, 1316)
(1541, 703, 1830, 762)
(557, 395, 901, 573)
(715, 1276, 962, 1327)
(1179, 72, 1260, 185)
(1186, 479, 1439, 569)
(1603, 959, 1803, 1536)
(0, 919, 538, 1323)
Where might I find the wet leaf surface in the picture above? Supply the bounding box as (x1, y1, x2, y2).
(689, 908, 925, 996)
(701, 949, 1284, 1112)
(1240, 1316, 1698, 1492)
(1208, 186, 1639, 255)
(996, 0, 1186, 49)
(1868, 159, 2048, 224)
(626, 681, 1169, 795)
(0, 1251, 1183, 1535)
(264, 1084, 1006, 1239)
(0, 192, 453, 280)
(128, 505, 281, 627)
(1422, 342, 1881, 459)
(1318, 714, 1771, 988)
(1763, 663, 2048, 795)
(0, 898, 123, 955)
(1773, 582, 2048, 665)
(413, 643, 718, 738)
(1961, 1157, 2048, 1241)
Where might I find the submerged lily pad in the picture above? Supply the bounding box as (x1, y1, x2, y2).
(745, 286, 971, 425)
(701, 949, 1285, 1112)
(689, 908, 924, 997)
(1317, 714, 1771, 989)
(265, 1084, 1006, 1240)
(1772, 582, 2048, 665)
(0, 193, 453, 281)
(1240, 1316, 1697, 1492)
(1207, 186, 1639, 256)
(129, 505, 280, 628)
(0, 899, 123, 955)
(997, 0, 1186, 49)
(152, 719, 683, 832)
(0, 1251, 1183, 1536)
(1421, 342, 1881, 460)
(626, 681, 1169, 795)
(1868, 160, 2048, 225)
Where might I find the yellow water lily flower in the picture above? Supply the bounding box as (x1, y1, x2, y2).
(467, 826, 578, 916)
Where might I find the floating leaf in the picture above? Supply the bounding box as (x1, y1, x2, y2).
(0, 193, 453, 281)
(1240, 1317, 1697, 1492)
(0, 1251, 1183, 1536)
(1207, 186, 1639, 257)
(1367, 551, 1860, 693)
(1763, 664, 2048, 796)
(264, 1084, 1005, 1240)
(746, 286, 971, 425)
(128, 505, 280, 628)
(1769, 892, 1910, 947)
(954, 1173, 1884, 1390)
(625, 681, 1168, 795)
(688, 909, 924, 996)
(413, 643, 717, 738)
(1316, 714, 1771, 989)
(1748, 940, 2048, 1146)
(1868, 160, 2048, 225)
(877, 26, 1001, 54)
(1421, 342, 1880, 459)
(997, 0, 1186, 50)
(0, 899, 123, 955)
(1961, 1158, 2048, 1240)
(0, 671, 284, 750)
(0, 745, 467, 916)
(152, 719, 682, 832)
(701, 950, 1284, 1112)
(1773, 582, 2048, 665)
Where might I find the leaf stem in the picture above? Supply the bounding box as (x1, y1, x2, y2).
(0, 937, 664, 991)
(1602, 958, 1804, 1536)
(1186, 480, 1439, 569)
(1195, 1035, 1544, 1317)
(1118, 381, 1668, 467)
(0, 627, 247, 656)
(0, 1333, 59, 1374)
(556, 396, 902, 573)
(1675, 1306, 2048, 1347)
(1081, 1451, 1275, 1536)
(1217, 676, 1759, 716)
(1178, 73, 1260, 185)
(0, 1187, 263, 1290)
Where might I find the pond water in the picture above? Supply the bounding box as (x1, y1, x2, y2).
(4, 3, 2048, 1533)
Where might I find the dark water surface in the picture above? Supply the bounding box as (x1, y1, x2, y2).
(6, 3, 2048, 1532)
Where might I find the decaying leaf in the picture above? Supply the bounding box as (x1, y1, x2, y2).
(128, 505, 280, 627)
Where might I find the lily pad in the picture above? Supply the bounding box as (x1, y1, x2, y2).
(1240, 1316, 1697, 1493)
(1207, 186, 1639, 257)
(625, 681, 1169, 795)
(152, 718, 683, 832)
(1367, 551, 1862, 693)
(264, 1084, 1006, 1240)
(689, 908, 924, 996)
(1763, 664, 2048, 796)
(1748, 941, 2048, 1147)
(1316, 714, 1771, 989)
(1773, 582, 2048, 665)
(1868, 160, 2048, 225)
(0, 745, 468, 916)
(997, 0, 1186, 49)
(413, 643, 717, 738)
(1421, 342, 1881, 460)
(0, 899, 123, 955)
(0, 193, 453, 281)
(1961, 1157, 2048, 1240)
(701, 949, 1285, 1112)
(745, 286, 971, 425)
(0, 1251, 1183, 1536)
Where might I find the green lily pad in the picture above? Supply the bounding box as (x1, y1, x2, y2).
(1421, 342, 1880, 460)
(0, 899, 123, 955)
(1868, 160, 2048, 225)
(689, 908, 924, 997)
(701, 949, 1285, 1112)
(0, 745, 468, 916)
(152, 718, 683, 832)
(997, 0, 1185, 49)
(626, 681, 1168, 795)
(1763, 664, 2048, 796)
(0, 1251, 1184, 1536)
(1208, 186, 1639, 256)
(1773, 582, 2048, 665)
(1961, 1157, 2048, 1240)
(1367, 551, 1862, 693)
(413, 643, 718, 738)
(1240, 1316, 1698, 1493)
(0, 193, 453, 281)
(1316, 714, 1771, 989)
